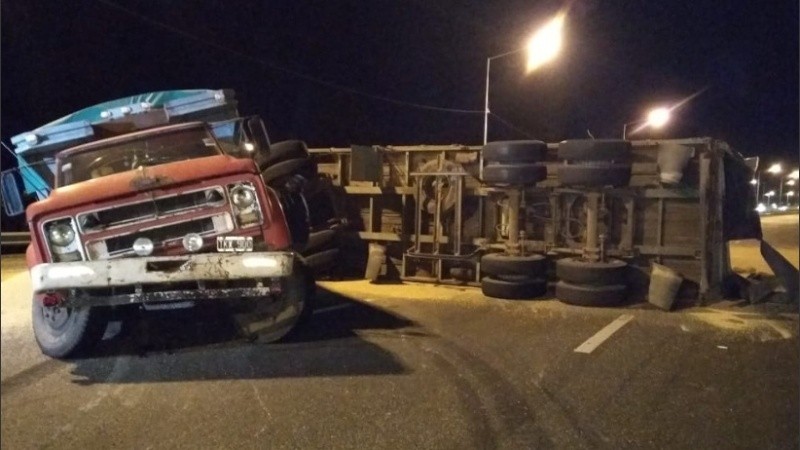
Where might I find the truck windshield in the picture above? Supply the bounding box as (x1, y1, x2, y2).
(56, 128, 221, 187)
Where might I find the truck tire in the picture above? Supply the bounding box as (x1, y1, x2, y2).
(558, 139, 631, 162)
(556, 257, 628, 285)
(557, 163, 631, 187)
(304, 177, 346, 231)
(481, 276, 547, 300)
(483, 163, 547, 185)
(262, 140, 309, 167)
(240, 260, 315, 343)
(483, 140, 547, 163)
(481, 253, 547, 277)
(555, 281, 626, 307)
(303, 229, 337, 254)
(303, 248, 340, 274)
(263, 157, 318, 185)
(32, 301, 108, 359)
(276, 189, 310, 251)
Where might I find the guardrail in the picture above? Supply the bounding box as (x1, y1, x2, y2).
(1, 231, 30, 253)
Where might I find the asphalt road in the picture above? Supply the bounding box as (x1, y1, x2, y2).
(760, 213, 800, 249)
(1, 215, 798, 449)
(729, 213, 799, 274)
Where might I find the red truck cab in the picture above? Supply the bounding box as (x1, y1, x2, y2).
(25, 121, 313, 358)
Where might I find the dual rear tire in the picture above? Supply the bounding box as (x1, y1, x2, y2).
(482, 141, 548, 186)
(554, 257, 629, 306)
(480, 253, 548, 300)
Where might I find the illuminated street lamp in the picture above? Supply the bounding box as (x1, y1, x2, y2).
(786, 190, 795, 207)
(789, 169, 799, 180)
(622, 106, 672, 140)
(778, 178, 797, 207)
(525, 13, 566, 73)
(765, 190, 776, 206)
(483, 12, 565, 145)
(761, 163, 785, 204)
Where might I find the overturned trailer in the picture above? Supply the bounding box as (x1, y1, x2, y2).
(309, 138, 761, 305)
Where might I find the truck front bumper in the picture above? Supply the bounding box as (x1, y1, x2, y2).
(31, 252, 295, 307)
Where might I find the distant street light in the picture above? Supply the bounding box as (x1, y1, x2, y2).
(787, 179, 797, 187)
(751, 175, 761, 204)
(622, 106, 672, 140)
(767, 163, 782, 174)
(789, 169, 799, 180)
(483, 12, 565, 145)
(761, 163, 785, 204)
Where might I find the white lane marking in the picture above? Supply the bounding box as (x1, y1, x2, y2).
(574, 314, 635, 354)
(766, 321, 793, 339)
(312, 304, 354, 315)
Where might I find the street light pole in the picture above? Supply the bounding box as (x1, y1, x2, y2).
(756, 172, 761, 204)
(483, 57, 491, 146)
(483, 49, 524, 145)
(483, 13, 564, 145)
(622, 107, 672, 140)
(622, 121, 642, 140)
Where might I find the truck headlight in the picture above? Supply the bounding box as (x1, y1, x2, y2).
(230, 185, 256, 208)
(48, 223, 76, 246)
(228, 182, 261, 228)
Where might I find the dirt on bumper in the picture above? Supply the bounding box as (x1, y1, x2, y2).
(30, 252, 295, 294)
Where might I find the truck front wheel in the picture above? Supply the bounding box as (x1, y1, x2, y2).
(236, 261, 315, 343)
(31, 299, 107, 359)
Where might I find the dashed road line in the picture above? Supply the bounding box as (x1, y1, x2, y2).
(574, 314, 635, 354)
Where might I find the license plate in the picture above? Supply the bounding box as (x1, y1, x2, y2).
(216, 236, 254, 252)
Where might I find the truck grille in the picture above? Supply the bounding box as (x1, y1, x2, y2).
(78, 187, 225, 232)
(105, 217, 215, 254)
(86, 214, 234, 259)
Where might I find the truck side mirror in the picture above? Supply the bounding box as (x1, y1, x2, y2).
(1, 171, 25, 217)
(245, 117, 270, 155)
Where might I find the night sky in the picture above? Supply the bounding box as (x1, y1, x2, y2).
(2, 0, 798, 168)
